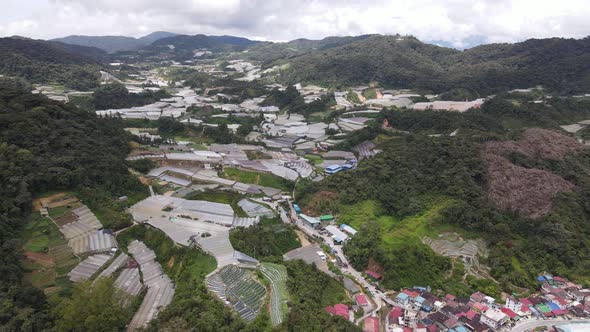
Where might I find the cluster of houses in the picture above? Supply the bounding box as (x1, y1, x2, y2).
(384, 274, 590, 332)
(506, 274, 590, 319)
(324, 273, 590, 332)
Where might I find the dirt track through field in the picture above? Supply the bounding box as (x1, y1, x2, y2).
(25, 252, 54, 267)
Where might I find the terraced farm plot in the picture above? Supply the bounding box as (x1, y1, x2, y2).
(260, 263, 289, 327)
(21, 213, 78, 295)
(207, 264, 267, 321)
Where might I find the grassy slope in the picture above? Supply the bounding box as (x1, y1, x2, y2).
(338, 198, 462, 248)
(220, 168, 294, 192)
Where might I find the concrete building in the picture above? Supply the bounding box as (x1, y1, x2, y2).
(480, 308, 508, 329)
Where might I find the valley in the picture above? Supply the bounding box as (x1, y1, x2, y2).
(1, 27, 590, 332)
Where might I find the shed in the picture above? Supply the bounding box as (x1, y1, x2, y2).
(340, 224, 358, 236)
(299, 214, 320, 228)
(320, 214, 334, 221)
(325, 225, 349, 244)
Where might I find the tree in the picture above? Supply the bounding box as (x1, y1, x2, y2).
(54, 278, 134, 332)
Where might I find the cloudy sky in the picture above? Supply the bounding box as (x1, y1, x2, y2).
(2, 0, 590, 48)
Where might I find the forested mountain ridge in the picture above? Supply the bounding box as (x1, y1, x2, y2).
(0, 37, 103, 90)
(275, 35, 590, 94)
(147, 34, 260, 52)
(0, 79, 143, 330)
(242, 34, 374, 63)
(52, 31, 177, 53)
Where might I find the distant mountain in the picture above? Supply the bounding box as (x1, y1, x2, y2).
(138, 34, 261, 61)
(149, 34, 259, 51)
(138, 31, 178, 44)
(276, 35, 590, 94)
(52, 31, 177, 53)
(0, 37, 102, 90)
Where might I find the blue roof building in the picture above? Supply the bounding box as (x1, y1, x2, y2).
(325, 165, 342, 174)
(396, 293, 410, 304)
(340, 164, 354, 171)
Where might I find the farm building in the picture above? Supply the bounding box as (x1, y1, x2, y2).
(126, 241, 175, 330)
(325, 165, 342, 175)
(323, 150, 356, 160)
(206, 264, 267, 321)
(68, 254, 111, 282)
(340, 224, 357, 236)
(300, 214, 321, 228)
(325, 225, 349, 244)
(69, 229, 117, 255)
(320, 214, 334, 221)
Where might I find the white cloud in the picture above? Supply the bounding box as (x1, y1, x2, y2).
(0, 0, 589, 48)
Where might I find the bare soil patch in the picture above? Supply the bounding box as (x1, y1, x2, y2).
(482, 128, 583, 219)
(301, 190, 339, 215)
(33, 193, 79, 211)
(54, 212, 77, 227)
(485, 128, 585, 161)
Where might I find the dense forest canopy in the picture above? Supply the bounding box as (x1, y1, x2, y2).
(0, 79, 143, 330)
(0, 38, 103, 90)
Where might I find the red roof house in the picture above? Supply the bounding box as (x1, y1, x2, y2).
(356, 294, 369, 306)
(466, 309, 478, 320)
(388, 307, 403, 321)
(366, 270, 382, 280)
(519, 298, 533, 306)
(472, 302, 489, 313)
(326, 304, 349, 320)
(427, 325, 439, 332)
(363, 317, 379, 332)
(500, 308, 518, 319)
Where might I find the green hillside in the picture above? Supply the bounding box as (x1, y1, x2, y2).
(0, 37, 102, 90)
(298, 95, 590, 292)
(277, 35, 590, 94)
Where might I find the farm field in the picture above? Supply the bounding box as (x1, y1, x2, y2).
(220, 168, 293, 192)
(260, 263, 289, 326)
(20, 213, 78, 294)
